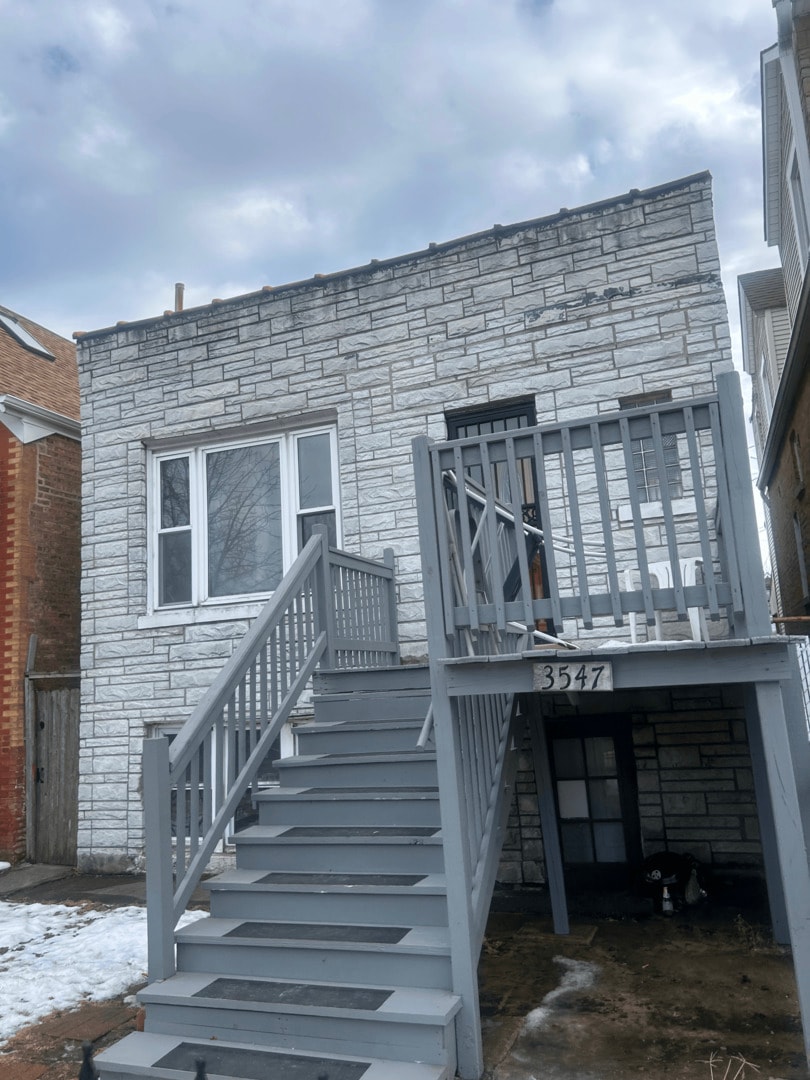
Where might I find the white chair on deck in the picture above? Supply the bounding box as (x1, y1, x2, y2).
(625, 558, 708, 643)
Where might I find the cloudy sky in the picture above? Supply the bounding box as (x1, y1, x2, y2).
(0, 0, 781, 367)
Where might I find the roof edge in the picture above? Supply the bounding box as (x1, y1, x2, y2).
(0, 394, 81, 444)
(76, 171, 714, 344)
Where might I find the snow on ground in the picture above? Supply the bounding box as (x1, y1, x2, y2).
(0, 900, 205, 1044)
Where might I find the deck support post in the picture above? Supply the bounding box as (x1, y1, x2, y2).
(744, 687, 789, 943)
(414, 434, 484, 1079)
(744, 678, 810, 1066)
(433, 664, 484, 1080)
(528, 699, 569, 935)
(716, 372, 772, 637)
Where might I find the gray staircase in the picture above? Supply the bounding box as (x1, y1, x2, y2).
(97, 666, 459, 1080)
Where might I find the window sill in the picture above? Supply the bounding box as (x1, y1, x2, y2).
(138, 600, 268, 630)
(617, 496, 696, 524)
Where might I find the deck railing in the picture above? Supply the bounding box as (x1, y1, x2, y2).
(414, 371, 770, 656)
(412, 370, 771, 1079)
(143, 528, 399, 981)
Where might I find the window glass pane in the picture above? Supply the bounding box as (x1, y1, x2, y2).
(297, 433, 333, 510)
(160, 458, 190, 528)
(589, 778, 622, 820)
(206, 443, 282, 597)
(298, 510, 337, 551)
(159, 531, 192, 605)
(561, 822, 594, 863)
(593, 822, 626, 862)
(553, 738, 584, 779)
(585, 737, 617, 777)
(557, 779, 589, 819)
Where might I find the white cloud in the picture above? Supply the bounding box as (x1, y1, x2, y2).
(70, 108, 154, 194)
(84, 3, 134, 55)
(0, 94, 14, 137)
(0, 0, 783, 354)
(198, 190, 325, 260)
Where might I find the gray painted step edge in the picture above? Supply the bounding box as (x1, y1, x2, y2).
(313, 665, 430, 693)
(95, 1031, 449, 1080)
(175, 917, 449, 953)
(139, 971, 461, 1025)
(204, 868, 447, 894)
(204, 869, 448, 925)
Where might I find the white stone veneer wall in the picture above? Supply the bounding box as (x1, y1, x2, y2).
(77, 172, 732, 870)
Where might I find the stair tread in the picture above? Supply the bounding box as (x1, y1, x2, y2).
(254, 786, 439, 800)
(233, 824, 442, 844)
(177, 916, 450, 952)
(277, 751, 436, 765)
(140, 972, 461, 1021)
(205, 869, 447, 891)
(298, 719, 424, 732)
(97, 1031, 447, 1079)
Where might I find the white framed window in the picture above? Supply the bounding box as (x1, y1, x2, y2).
(151, 426, 340, 609)
(790, 150, 810, 270)
(619, 392, 683, 504)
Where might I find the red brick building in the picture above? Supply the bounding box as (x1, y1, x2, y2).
(0, 305, 81, 862)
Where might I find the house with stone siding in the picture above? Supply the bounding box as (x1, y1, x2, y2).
(0, 305, 81, 866)
(78, 172, 810, 1080)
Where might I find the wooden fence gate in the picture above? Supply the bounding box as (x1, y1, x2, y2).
(25, 673, 80, 865)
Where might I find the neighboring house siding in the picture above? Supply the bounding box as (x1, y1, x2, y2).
(0, 427, 81, 859)
(77, 173, 732, 870)
(780, 103, 805, 322)
(768, 374, 810, 625)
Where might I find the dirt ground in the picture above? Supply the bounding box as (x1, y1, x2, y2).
(0, 867, 806, 1080)
(480, 894, 807, 1080)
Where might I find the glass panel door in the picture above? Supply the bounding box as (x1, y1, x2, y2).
(552, 733, 628, 864)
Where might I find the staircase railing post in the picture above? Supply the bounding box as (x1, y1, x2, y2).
(144, 735, 176, 982)
(313, 525, 338, 669)
(382, 546, 400, 664)
(414, 435, 483, 1078)
(432, 665, 483, 1079)
(716, 371, 771, 637)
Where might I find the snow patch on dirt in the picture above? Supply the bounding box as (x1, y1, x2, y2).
(520, 955, 600, 1033)
(0, 900, 204, 1044)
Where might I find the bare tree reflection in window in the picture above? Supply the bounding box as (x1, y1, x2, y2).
(206, 444, 283, 597)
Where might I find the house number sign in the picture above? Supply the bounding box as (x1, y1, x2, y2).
(533, 660, 613, 693)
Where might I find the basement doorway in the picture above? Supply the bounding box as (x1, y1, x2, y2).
(545, 715, 642, 896)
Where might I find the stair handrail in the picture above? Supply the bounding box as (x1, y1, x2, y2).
(144, 528, 399, 981)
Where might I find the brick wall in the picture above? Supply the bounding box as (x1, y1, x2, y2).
(76, 173, 733, 870)
(0, 427, 81, 861)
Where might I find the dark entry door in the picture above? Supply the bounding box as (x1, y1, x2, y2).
(446, 399, 553, 632)
(32, 681, 80, 865)
(548, 718, 640, 886)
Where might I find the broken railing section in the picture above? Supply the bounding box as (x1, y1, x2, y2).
(143, 528, 399, 982)
(414, 370, 770, 656)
